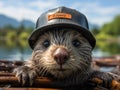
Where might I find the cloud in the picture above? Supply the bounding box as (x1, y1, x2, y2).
(71, 2, 120, 25)
(0, 0, 119, 26)
(0, 0, 59, 22)
(0, 1, 3, 6)
(29, 0, 58, 9)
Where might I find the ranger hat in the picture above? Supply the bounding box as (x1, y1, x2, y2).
(28, 6, 96, 49)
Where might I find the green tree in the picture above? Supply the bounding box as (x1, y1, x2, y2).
(91, 27, 100, 36)
(100, 15, 120, 37)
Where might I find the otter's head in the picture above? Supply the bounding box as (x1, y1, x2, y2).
(31, 28, 92, 79)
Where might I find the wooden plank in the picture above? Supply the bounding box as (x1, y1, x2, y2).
(0, 73, 119, 90)
(0, 88, 61, 90)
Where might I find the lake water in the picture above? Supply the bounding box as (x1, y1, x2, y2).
(0, 40, 118, 61)
(0, 46, 32, 61)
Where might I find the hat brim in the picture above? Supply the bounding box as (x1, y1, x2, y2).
(28, 22, 96, 49)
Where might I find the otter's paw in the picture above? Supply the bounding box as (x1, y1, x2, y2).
(88, 71, 113, 89)
(13, 66, 37, 86)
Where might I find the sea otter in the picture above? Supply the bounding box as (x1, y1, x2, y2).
(14, 6, 114, 89)
(14, 29, 113, 89)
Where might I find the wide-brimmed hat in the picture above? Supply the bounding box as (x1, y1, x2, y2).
(28, 6, 96, 49)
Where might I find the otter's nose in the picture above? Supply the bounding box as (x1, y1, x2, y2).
(53, 48, 69, 65)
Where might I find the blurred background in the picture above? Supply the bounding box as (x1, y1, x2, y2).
(0, 0, 120, 61)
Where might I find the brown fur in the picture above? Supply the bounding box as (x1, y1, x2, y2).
(25, 29, 92, 84)
(14, 28, 118, 89)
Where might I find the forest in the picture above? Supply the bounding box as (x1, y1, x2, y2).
(92, 15, 120, 54)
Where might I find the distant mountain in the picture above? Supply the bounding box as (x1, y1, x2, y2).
(89, 23, 99, 30)
(0, 14, 20, 28)
(21, 20, 35, 28)
(0, 14, 35, 28)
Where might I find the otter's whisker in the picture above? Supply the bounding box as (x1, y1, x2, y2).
(42, 67, 48, 76)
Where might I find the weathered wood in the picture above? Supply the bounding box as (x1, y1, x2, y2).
(0, 76, 53, 87)
(0, 66, 16, 72)
(95, 60, 120, 67)
(0, 88, 61, 90)
(111, 80, 120, 90)
(0, 72, 15, 76)
(0, 76, 107, 90)
(0, 57, 120, 89)
(0, 73, 119, 90)
(93, 57, 120, 67)
(90, 77, 120, 90)
(0, 75, 92, 90)
(0, 60, 23, 65)
(0, 60, 23, 72)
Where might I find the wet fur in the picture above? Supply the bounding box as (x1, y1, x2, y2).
(14, 29, 114, 88)
(26, 29, 92, 84)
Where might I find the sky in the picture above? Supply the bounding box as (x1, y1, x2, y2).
(0, 0, 120, 26)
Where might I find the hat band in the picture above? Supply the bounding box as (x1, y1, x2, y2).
(48, 13, 72, 20)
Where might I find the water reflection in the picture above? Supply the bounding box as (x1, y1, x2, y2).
(0, 39, 32, 60)
(0, 38, 120, 60)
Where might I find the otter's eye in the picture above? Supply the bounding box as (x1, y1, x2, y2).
(72, 39, 81, 47)
(43, 40, 50, 48)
